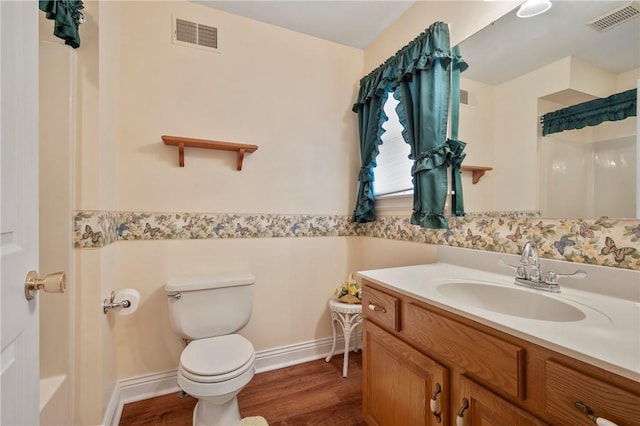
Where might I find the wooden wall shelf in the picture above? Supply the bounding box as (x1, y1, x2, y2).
(461, 165, 493, 184)
(161, 135, 258, 170)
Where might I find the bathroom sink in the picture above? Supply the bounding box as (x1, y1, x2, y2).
(436, 282, 587, 322)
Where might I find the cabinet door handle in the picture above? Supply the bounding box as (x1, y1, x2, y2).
(368, 302, 386, 313)
(429, 383, 442, 423)
(456, 398, 469, 426)
(575, 402, 619, 426)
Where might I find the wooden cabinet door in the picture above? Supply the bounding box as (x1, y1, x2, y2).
(545, 360, 640, 425)
(457, 376, 547, 426)
(363, 320, 449, 426)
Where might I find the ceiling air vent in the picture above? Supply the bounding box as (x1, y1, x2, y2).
(587, 2, 640, 32)
(173, 17, 219, 52)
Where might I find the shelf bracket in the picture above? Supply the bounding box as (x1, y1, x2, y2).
(461, 165, 493, 184)
(178, 142, 185, 167)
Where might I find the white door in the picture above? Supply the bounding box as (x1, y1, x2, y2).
(1, 1, 41, 425)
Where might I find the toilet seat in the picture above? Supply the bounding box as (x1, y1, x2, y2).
(180, 334, 255, 384)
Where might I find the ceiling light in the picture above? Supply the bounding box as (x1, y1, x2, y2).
(517, 0, 552, 18)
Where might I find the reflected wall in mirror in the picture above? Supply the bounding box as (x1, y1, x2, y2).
(456, 1, 639, 219)
(540, 118, 636, 219)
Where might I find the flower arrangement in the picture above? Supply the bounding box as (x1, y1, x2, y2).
(334, 273, 361, 304)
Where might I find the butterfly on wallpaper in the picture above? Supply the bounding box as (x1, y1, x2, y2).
(466, 229, 481, 246)
(116, 223, 129, 237)
(553, 236, 575, 255)
(600, 237, 636, 263)
(443, 229, 454, 242)
(506, 226, 522, 242)
(81, 225, 102, 244)
(579, 221, 594, 239)
(144, 222, 160, 238)
(477, 219, 490, 230)
(182, 219, 194, 231)
(534, 221, 546, 232)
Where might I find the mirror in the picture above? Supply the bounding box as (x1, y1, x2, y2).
(456, 1, 639, 219)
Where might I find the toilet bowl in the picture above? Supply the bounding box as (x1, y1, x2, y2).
(166, 273, 256, 426)
(178, 335, 256, 426)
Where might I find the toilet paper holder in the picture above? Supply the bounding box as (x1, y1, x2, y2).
(103, 291, 131, 314)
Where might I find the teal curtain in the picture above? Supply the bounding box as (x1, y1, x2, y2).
(39, 0, 84, 49)
(448, 45, 468, 217)
(352, 90, 389, 223)
(541, 88, 637, 136)
(352, 21, 465, 228)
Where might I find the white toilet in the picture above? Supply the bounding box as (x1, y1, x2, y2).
(166, 273, 256, 426)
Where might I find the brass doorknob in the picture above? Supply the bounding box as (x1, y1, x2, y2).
(24, 271, 66, 301)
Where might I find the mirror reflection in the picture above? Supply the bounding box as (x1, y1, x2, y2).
(457, 1, 639, 219)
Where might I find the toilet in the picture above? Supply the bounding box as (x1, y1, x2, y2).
(166, 273, 256, 426)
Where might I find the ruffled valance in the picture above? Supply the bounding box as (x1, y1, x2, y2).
(352, 22, 454, 113)
(541, 88, 637, 136)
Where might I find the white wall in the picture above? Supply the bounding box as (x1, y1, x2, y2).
(593, 136, 636, 218)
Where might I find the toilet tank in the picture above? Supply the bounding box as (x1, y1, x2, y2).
(165, 273, 255, 340)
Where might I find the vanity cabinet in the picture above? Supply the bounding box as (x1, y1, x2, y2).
(364, 321, 449, 425)
(362, 280, 640, 426)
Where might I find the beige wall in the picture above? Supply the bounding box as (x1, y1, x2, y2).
(109, 0, 508, 391)
(114, 236, 436, 378)
(69, 1, 121, 423)
(109, 0, 365, 384)
(39, 38, 75, 425)
(117, 1, 362, 214)
(48, 1, 568, 423)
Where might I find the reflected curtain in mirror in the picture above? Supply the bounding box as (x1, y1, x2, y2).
(541, 88, 637, 136)
(352, 22, 466, 228)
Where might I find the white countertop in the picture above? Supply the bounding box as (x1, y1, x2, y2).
(358, 262, 640, 382)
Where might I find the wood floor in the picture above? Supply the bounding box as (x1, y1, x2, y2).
(119, 351, 364, 426)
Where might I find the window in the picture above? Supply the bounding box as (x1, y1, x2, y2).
(374, 93, 414, 197)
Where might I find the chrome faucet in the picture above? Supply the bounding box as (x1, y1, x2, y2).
(499, 240, 587, 293)
(518, 240, 541, 282)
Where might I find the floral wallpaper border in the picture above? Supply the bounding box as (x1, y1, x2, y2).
(74, 211, 640, 271)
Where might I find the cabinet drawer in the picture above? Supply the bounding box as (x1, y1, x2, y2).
(403, 303, 526, 400)
(545, 360, 640, 425)
(362, 284, 400, 332)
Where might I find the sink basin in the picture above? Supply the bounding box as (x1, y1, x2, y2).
(436, 282, 587, 322)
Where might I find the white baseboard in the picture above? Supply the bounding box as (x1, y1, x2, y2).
(103, 334, 359, 426)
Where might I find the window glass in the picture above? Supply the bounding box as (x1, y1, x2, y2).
(374, 94, 413, 196)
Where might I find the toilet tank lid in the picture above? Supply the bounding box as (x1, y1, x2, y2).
(166, 273, 255, 292)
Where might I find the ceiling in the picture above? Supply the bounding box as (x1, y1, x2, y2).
(459, 1, 640, 85)
(194, 1, 416, 49)
(195, 1, 640, 85)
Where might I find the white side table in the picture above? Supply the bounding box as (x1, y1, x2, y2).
(325, 298, 363, 377)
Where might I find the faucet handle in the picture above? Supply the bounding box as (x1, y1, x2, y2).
(530, 266, 542, 282)
(545, 269, 587, 285)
